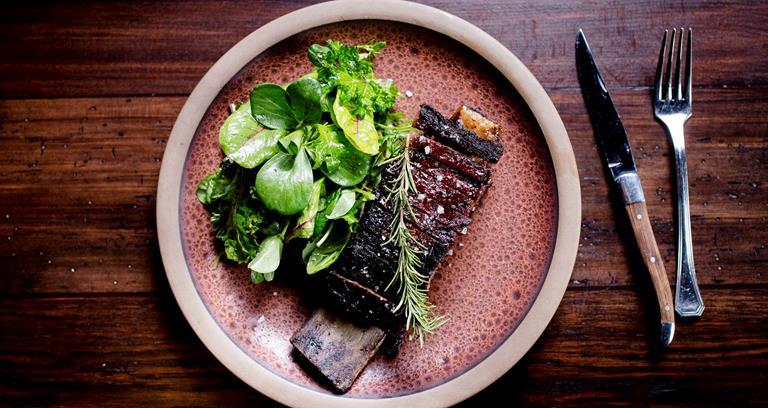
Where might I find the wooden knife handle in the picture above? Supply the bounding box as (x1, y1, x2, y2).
(625, 201, 675, 325)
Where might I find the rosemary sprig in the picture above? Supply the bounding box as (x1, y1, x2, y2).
(384, 136, 448, 346)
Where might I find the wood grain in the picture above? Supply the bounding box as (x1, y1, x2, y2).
(1, 1, 767, 98)
(0, 1, 766, 406)
(0, 289, 765, 407)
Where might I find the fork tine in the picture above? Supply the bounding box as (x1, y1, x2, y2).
(665, 28, 676, 101)
(675, 28, 684, 100)
(655, 29, 668, 102)
(685, 28, 693, 103)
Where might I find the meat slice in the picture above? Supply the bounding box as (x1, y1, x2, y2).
(291, 104, 503, 392)
(451, 105, 501, 142)
(410, 135, 492, 184)
(291, 308, 386, 392)
(414, 104, 504, 163)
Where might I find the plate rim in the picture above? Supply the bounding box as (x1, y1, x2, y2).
(157, 1, 581, 407)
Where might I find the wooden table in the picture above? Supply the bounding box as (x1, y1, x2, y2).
(1, 1, 766, 406)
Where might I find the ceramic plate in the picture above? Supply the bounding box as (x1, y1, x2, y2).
(157, 1, 580, 406)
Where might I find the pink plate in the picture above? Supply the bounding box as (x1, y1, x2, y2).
(158, 2, 580, 407)
(182, 20, 556, 397)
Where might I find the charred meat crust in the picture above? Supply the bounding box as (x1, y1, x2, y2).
(312, 104, 502, 352)
(414, 104, 504, 163)
(323, 271, 399, 329)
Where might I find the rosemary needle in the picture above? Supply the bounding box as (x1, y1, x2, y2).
(384, 135, 448, 346)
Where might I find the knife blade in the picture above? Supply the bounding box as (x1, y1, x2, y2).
(576, 29, 676, 347)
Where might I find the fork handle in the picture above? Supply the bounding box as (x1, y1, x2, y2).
(671, 137, 705, 317)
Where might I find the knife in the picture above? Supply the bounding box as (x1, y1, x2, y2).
(576, 29, 675, 346)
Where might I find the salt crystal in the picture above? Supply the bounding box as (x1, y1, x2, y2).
(460, 227, 468, 235)
(405, 90, 413, 97)
(437, 205, 445, 214)
(436, 173, 444, 182)
(417, 193, 426, 200)
(424, 145, 432, 155)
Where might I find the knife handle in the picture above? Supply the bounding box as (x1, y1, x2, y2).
(625, 201, 676, 326)
(617, 172, 675, 346)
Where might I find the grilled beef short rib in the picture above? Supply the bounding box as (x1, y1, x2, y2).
(291, 104, 504, 392)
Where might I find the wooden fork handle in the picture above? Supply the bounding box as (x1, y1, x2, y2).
(617, 172, 675, 346)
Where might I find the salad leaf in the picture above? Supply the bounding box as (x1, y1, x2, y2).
(307, 124, 371, 186)
(248, 234, 283, 277)
(278, 128, 305, 155)
(309, 40, 397, 117)
(254, 149, 314, 215)
(249, 78, 323, 130)
(196, 167, 238, 206)
(310, 186, 367, 238)
(332, 93, 378, 155)
(338, 188, 374, 225)
(219, 103, 263, 156)
(293, 178, 326, 240)
(286, 77, 323, 125)
(326, 189, 356, 219)
(228, 129, 286, 169)
(307, 44, 332, 69)
(309, 40, 383, 91)
(306, 221, 352, 274)
(222, 201, 266, 263)
(250, 84, 298, 130)
(196, 166, 272, 265)
(251, 271, 266, 284)
(336, 73, 398, 118)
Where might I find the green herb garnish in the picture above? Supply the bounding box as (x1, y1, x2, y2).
(384, 136, 448, 345)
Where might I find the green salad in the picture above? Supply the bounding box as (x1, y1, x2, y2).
(196, 40, 412, 283)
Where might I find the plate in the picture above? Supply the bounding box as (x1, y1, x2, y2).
(157, 1, 580, 406)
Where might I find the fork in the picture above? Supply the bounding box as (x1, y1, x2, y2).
(653, 28, 704, 317)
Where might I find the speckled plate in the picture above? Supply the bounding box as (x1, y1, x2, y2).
(157, 1, 580, 407)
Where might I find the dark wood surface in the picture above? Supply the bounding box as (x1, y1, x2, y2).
(1, 1, 766, 406)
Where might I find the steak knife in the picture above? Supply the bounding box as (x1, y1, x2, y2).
(576, 30, 675, 346)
